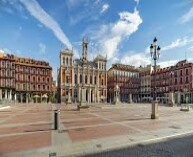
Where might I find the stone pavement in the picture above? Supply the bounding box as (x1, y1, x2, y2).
(1, 103, 193, 157)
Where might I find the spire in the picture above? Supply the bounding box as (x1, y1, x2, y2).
(82, 37, 88, 63)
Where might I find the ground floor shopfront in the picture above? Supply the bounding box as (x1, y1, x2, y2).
(0, 88, 51, 103)
(60, 86, 107, 104)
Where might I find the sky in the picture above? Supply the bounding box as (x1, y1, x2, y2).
(0, 0, 193, 79)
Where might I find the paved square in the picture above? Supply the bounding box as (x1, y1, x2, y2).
(1, 103, 193, 157)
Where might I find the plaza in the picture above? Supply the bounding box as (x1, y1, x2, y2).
(1, 103, 193, 157)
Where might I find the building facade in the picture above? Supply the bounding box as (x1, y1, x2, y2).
(139, 65, 153, 102)
(58, 38, 107, 104)
(107, 63, 140, 103)
(0, 51, 52, 103)
(0, 52, 15, 103)
(151, 60, 193, 104)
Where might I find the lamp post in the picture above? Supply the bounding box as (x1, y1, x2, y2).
(150, 37, 161, 119)
(128, 80, 133, 103)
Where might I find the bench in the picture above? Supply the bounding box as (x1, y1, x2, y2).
(180, 104, 193, 111)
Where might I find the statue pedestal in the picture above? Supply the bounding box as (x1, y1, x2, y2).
(78, 88, 89, 110)
(128, 93, 133, 104)
(66, 92, 72, 105)
(151, 100, 159, 119)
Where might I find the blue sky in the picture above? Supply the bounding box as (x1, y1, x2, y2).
(0, 0, 193, 79)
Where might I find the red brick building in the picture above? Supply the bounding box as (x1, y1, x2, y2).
(0, 52, 15, 103)
(0, 51, 52, 103)
(107, 63, 140, 103)
(151, 60, 193, 104)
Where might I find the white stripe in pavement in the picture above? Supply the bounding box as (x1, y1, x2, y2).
(142, 130, 193, 144)
(0, 106, 10, 110)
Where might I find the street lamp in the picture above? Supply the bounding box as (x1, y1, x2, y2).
(150, 37, 161, 119)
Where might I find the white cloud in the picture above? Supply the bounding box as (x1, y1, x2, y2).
(20, 0, 72, 49)
(159, 60, 178, 68)
(91, 8, 142, 61)
(162, 36, 193, 51)
(120, 52, 150, 67)
(38, 43, 46, 53)
(180, 7, 193, 23)
(134, 0, 139, 5)
(100, 3, 109, 14)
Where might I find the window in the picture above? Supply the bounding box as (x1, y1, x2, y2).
(186, 69, 188, 75)
(43, 85, 45, 90)
(33, 84, 36, 90)
(175, 78, 177, 85)
(28, 75, 30, 81)
(47, 85, 49, 90)
(23, 66, 25, 73)
(33, 76, 36, 82)
(180, 70, 182, 76)
(75, 74, 77, 84)
(17, 74, 19, 80)
(38, 77, 40, 83)
(95, 76, 97, 85)
(43, 77, 45, 82)
(66, 58, 68, 65)
(80, 74, 82, 83)
(66, 76, 68, 83)
(186, 77, 189, 83)
(90, 76, 92, 84)
(38, 85, 40, 90)
(63, 57, 65, 65)
(7, 70, 10, 77)
(42, 69, 45, 75)
(85, 75, 87, 84)
(28, 67, 30, 74)
(23, 84, 26, 90)
(33, 68, 35, 74)
(37, 69, 40, 75)
(47, 78, 49, 83)
(180, 77, 182, 84)
(28, 84, 30, 90)
(23, 75, 25, 81)
(102, 79, 104, 85)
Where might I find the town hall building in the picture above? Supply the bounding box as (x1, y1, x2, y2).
(57, 38, 107, 104)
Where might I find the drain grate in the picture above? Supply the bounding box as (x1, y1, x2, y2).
(96, 144, 102, 148)
(49, 152, 56, 157)
(75, 128, 85, 131)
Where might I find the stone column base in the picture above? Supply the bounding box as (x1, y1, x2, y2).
(151, 100, 159, 119)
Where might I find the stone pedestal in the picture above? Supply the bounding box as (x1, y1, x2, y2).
(151, 100, 159, 119)
(128, 93, 133, 103)
(78, 88, 89, 110)
(113, 95, 119, 105)
(66, 92, 72, 105)
(168, 92, 175, 106)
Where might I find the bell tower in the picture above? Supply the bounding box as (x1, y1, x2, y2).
(82, 37, 88, 63)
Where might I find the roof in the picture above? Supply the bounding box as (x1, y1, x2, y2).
(94, 54, 107, 61)
(74, 59, 97, 68)
(109, 63, 138, 72)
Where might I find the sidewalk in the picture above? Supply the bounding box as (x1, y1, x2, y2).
(1, 103, 193, 157)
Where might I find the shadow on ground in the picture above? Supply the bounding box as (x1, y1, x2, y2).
(80, 133, 193, 157)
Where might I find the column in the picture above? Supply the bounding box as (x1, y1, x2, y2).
(0, 89, 2, 100)
(14, 93, 16, 102)
(21, 93, 23, 103)
(9, 90, 12, 101)
(5, 90, 7, 100)
(26, 93, 29, 103)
